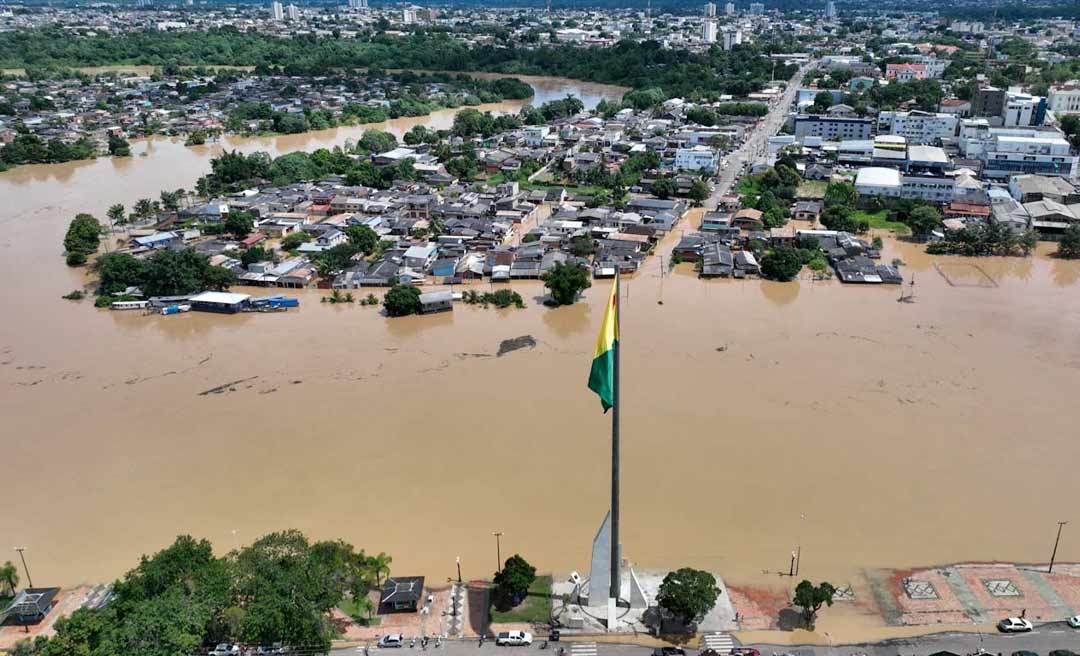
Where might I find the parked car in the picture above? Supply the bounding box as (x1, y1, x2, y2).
(379, 634, 406, 648)
(998, 617, 1033, 633)
(1069, 615, 1080, 628)
(1012, 650, 1039, 656)
(653, 649, 686, 656)
(209, 645, 241, 656)
(731, 649, 761, 656)
(496, 631, 533, 646)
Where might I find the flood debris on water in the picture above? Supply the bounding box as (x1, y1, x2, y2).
(199, 376, 258, 396)
(497, 335, 536, 357)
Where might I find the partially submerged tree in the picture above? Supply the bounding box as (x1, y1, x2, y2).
(793, 580, 836, 629)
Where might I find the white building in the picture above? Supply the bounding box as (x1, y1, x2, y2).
(285, 3, 299, 19)
(877, 110, 958, 144)
(722, 28, 742, 51)
(270, 1, 283, 21)
(854, 167, 902, 198)
(523, 126, 551, 147)
(1048, 83, 1080, 115)
(724, 2, 735, 14)
(1003, 91, 1041, 127)
(825, 0, 837, 19)
(674, 146, 719, 172)
(960, 121, 1078, 179)
(704, 2, 716, 17)
(749, 2, 764, 14)
(702, 19, 717, 44)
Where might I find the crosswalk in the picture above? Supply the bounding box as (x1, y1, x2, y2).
(570, 642, 598, 656)
(700, 632, 734, 653)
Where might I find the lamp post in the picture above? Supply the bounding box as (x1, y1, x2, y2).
(492, 532, 503, 572)
(14, 547, 33, 588)
(1049, 521, 1068, 573)
(456, 556, 462, 584)
(795, 513, 805, 577)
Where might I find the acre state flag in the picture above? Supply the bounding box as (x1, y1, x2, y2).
(587, 276, 619, 412)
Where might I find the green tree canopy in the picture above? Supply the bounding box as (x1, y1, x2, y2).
(542, 261, 591, 306)
(656, 568, 720, 627)
(760, 247, 803, 281)
(793, 580, 836, 628)
(63, 213, 102, 257)
(1058, 224, 1080, 259)
(492, 554, 537, 612)
(383, 284, 422, 317)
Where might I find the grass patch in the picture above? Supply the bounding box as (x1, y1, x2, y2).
(338, 597, 381, 626)
(489, 575, 553, 625)
(795, 180, 827, 199)
(852, 209, 910, 234)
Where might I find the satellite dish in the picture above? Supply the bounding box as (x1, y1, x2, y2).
(568, 572, 582, 585)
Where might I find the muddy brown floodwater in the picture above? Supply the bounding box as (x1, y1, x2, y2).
(2, 78, 1080, 606)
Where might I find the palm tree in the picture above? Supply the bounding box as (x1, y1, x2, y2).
(369, 552, 392, 588)
(0, 560, 19, 597)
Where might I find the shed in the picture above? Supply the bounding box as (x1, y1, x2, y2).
(3, 587, 60, 623)
(188, 291, 252, 314)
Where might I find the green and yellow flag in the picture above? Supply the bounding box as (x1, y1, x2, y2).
(587, 276, 619, 412)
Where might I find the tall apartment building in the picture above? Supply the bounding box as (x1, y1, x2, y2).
(702, 19, 717, 43)
(285, 3, 299, 19)
(749, 2, 764, 14)
(724, 2, 735, 14)
(825, 0, 837, 19)
(704, 2, 716, 17)
(960, 121, 1078, 179)
(877, 110, 959, 144)
(722, 28, 742, 51)
(270, 1, 284, 21)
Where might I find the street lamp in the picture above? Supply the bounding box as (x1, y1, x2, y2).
(456, 556, 462, 584)
(1049, 521, 1068, 573)
(795, 513, 805, 577)
(14, 547, 33, 589)
(492, 532, 503, 572)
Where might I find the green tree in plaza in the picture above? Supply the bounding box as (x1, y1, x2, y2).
(63, 213, 102, 260)
(491, 554, 537, 612)
(542, 261, 591, 306)
(383, 284, 422, 317)
(793, 580, 836, 629)
(1058, 224, 1080, 259)
(760, 246, 804, 281)
(688, 179, 711, 205)
(656, 567, 721, 627)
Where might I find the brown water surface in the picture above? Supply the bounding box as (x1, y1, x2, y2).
(2, 78, 1080, 594)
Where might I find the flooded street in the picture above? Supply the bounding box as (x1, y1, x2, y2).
(2, 77, 1080, 600)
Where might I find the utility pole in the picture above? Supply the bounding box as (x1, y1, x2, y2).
(795, 512, 805, 577)
(1049, 521, 1068, 573)
(456, 556, 462, 584)
(492, 532, 503, 572)
(14, 547, 33, 589)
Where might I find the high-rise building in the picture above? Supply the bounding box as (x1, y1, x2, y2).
(825, 0, 837, 18)
(348, 0, 369, 9)
(270, 1, 284, 20)
(702, 19, 717, 43)
(704, 2, 716, 17)
(722, 28, 742, 51)
(285, 3, 299, 19)
(724, 2, 735, 15)
(749, 2, 764, 14)
(402, 7, 416, 23)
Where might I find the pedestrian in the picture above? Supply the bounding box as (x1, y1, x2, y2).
(1021, 609, 1026, 618)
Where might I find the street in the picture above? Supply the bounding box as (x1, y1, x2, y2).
(331, 623, 1080, 656)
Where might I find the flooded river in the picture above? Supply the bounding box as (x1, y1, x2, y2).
(2, 76, 1080, 604)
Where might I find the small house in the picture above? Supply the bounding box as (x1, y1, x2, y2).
(379, 576, 426, 612)
(419, 291, 454, 314)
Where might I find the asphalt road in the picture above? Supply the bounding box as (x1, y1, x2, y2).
(706, 60, 814, 211)
(331, 624, 1080, 656)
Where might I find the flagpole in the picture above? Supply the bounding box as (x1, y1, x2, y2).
(610, 272, 620, 613)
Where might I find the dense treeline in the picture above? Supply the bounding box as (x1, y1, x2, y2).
(0, 133, 97, 170)
(14, 531, 394, 656)
(0, 29, 791, 98)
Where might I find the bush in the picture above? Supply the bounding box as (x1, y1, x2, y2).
(61, 289, 85, 300)
(66, 251, 88, 266)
